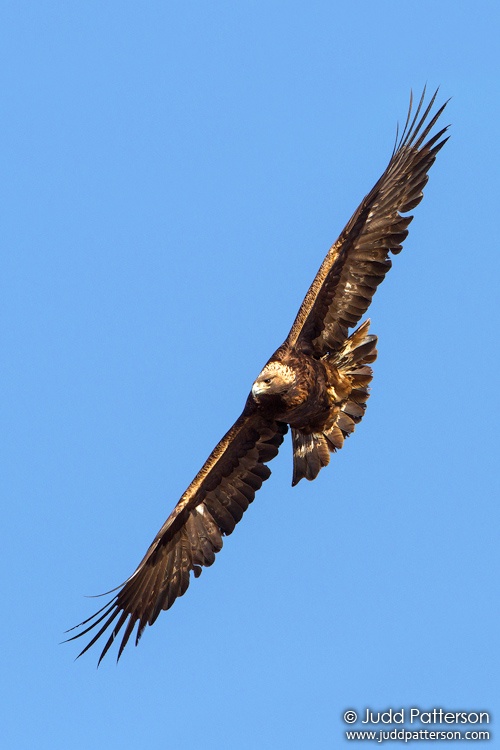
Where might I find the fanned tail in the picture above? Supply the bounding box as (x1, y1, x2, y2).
(291, 320, 377, 485)
(291, 429, 330, 486)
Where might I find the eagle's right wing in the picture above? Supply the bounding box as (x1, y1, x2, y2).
(286, 89, 449, 356)
(66, 406, 287, 663)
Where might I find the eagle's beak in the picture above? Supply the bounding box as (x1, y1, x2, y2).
(251, 381, 264, 398)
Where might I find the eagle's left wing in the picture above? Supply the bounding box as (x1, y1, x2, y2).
(286, 89, 449, 356)
(66, 407, 287, 663)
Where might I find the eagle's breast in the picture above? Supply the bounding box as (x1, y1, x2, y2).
(251, 350, 333, 429)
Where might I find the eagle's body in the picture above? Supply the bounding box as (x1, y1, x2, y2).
(68, 90, 449, 663)
(252, 321, 376, 484)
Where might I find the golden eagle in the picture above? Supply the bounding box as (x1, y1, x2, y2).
(68, 90, 448, 663)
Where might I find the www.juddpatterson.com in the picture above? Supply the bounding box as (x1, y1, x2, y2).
(345, 728, 490, 743)
(342, 710, 491, 744)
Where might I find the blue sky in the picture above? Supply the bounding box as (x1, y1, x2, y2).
(2, 2, 499, 748)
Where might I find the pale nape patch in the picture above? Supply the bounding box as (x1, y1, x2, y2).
(257, 361, 295, 384)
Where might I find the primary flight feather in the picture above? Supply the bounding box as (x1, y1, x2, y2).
(67, 89, 449, 663)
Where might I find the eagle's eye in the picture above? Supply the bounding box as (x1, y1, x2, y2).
(263, 378, 272, 384)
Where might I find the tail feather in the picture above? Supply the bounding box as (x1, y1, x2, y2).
(291, 429, 330, 486)
(332, 319, 377, 434)
(332, 319, 377, 369)
(291, 320, 377, 485)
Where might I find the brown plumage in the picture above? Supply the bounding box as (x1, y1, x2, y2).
(67, 89, 449, 663)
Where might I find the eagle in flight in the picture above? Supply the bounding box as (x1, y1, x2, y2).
(68, 89, 448, 663)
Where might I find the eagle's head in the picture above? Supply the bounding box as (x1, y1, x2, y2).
(251, 361, 296, 401)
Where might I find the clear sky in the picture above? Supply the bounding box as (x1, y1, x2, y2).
(2, 2, 499, 748)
